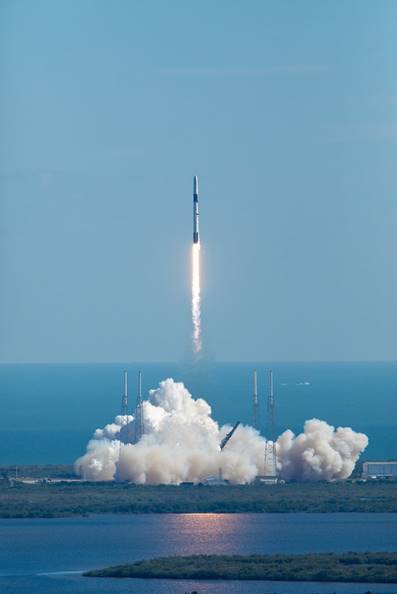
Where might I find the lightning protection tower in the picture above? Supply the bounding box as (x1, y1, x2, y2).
(133, 370, 144, 444)
(264, 369, 277, 479)
(121, 370, 128, 416)
(267, 369, 275, 440)
(120, 370, 132, 444)
(252, 369, 259, 431)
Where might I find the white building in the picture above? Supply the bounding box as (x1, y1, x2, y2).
(362, 461, 397, 479)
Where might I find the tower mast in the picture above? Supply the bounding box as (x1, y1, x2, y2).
(134, 370, 144, 444)
(121, 370, 128, 416)
(252, 369, 259, 431)
(264, 369, 277, 479)
(267, 369, 275, 440)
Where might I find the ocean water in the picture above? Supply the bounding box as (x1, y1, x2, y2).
(2, 513, 397, 594)
(0, 362, 396, 464)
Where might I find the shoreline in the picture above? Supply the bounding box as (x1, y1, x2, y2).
(84, 553, 397, 583)
(1, 480, 397, 518)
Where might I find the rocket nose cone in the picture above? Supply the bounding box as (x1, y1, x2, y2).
(193, 176, 199, 195)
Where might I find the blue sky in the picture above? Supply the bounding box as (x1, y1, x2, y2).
(1, 0, 397, 362)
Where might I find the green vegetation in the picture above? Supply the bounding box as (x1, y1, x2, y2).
(85, 552, 397, 583)
(0, 464, 75, 479)
(0, 469, 396, 517)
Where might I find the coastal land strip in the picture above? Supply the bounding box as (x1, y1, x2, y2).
(85, 552, 397, 583)
(0, 466, 397, 517)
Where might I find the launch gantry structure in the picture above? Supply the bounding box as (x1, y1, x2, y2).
(133, 370, 145, 444)
(220, 421, 240, 451)
(264, 369, 277, 479)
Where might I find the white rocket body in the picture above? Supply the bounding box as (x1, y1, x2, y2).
(193, 176, 200, 244)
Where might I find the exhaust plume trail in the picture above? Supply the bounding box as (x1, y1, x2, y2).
(192, 176, 202, 355)
(192, 242, 202, 354)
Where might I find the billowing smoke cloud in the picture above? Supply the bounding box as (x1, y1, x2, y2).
(75, 379, 368, 484)
(276, 420, 368, 481)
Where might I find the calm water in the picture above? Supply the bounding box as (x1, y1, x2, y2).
(1, 362, 397, 464)
(2, 513, 397, 594)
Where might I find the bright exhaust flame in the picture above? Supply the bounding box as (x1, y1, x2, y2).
(192, 242, 202, 354)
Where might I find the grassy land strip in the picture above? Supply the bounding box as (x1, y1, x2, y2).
(0, 476, 397, 517)
(84, 552, 397, 582)
(0, 465, 75, 479)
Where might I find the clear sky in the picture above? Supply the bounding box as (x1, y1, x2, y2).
(1, 0, 397, 363)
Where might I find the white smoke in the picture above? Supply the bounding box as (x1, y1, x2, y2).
(276, 420, 368, 481)
(75, 378, 368, 484)
(192, 243, 202, 355)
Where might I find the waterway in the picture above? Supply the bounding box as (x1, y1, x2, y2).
(2, 513, 397, 593)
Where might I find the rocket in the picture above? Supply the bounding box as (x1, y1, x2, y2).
(193, 175, 200, 244)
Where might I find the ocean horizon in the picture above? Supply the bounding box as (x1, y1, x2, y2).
(1, 361, 396, 465)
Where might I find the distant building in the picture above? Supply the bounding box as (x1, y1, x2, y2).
(200, 475, 229, 486)
(200, 469, 229, 486)
(362, 461, 397, 479)
(255, 476, 279, 485)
